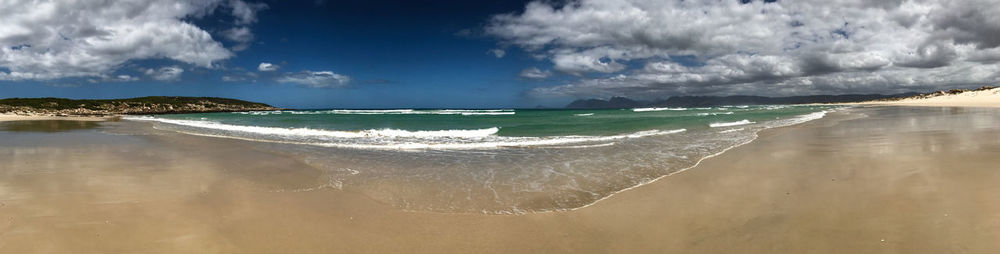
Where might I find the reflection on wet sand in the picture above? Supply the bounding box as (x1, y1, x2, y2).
(0, 120, 103, 132)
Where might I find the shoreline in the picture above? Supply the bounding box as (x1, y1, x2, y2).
(859, 102, 1000, 108)
(565, 110, 832, 213)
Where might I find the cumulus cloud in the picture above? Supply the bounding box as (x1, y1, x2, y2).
(227, 0, 268, 25)
(519, 67, 553, 79)
(222, 27, 255, 51)
(144, 66, 185, 81)
(277, 71, 351, 88)
(258, 62, 279, 72)
(0, 0, 266, 81)
(487, 49, 506, 58)
(488, 0, 1000, 98)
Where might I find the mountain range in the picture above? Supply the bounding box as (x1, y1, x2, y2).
(565, 93, 920, 109)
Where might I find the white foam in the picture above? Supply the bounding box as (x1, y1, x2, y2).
(306, 129, 687, 150)
(234, 110, 287, 115)
(717, 128, 745, 133)
(546, 142, 616, 149)
(566, 108, 836, 213)
(126, 116, 500, 138)
(709, 119, 755, 128)
(696, 111, 734, 116)
(574, 113, 594, 116)
(459, 112, 516, 115)
(632, 107, 687, 112)
(780, 110, 827, 125)
(288, 109, 515, 115)
(126, 116, 686, 150)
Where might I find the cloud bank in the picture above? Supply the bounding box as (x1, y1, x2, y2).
(488, 0, 1000, 98)
(0, 0, 266, 81)
(278, 71, 351, 88)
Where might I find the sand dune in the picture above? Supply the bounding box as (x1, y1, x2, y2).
(868, 87, 1000, 107)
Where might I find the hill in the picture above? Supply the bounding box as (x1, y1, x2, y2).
(0, 96, 280, 116)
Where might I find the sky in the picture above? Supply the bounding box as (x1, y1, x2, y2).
(2, 0, 1000, 108)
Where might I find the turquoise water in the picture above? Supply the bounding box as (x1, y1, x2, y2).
(130, 106, 831, 150)
(128, 105, 837, 213)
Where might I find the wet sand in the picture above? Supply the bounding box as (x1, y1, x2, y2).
(2, 106, 999, 253)
(0, 114, 116, 122)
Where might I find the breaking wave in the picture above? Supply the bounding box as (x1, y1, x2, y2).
(236, 109, 517, 116)
(125, 116, 686, 150)
(709, 119, 755, 127)
(632, 107, 687, 112)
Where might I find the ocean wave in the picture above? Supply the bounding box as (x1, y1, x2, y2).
(632, 107, 687, 112)
(545, 142, 616, 149)
(574, 113, 594, 116)
(285, 109, 515, 115)
(126, 116, 500, 138)
(717, 128, 745, 133)
(125, 116, 686, 150)
(696, 111, 734, 116)
(709, 119, 755, 127)
(306, 129, 687, 150)
(781, 110, 827, 125)
(233, 110, 288, 115)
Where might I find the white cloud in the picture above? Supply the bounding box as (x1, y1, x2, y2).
(223, 26, 255, 51)
(258, 62, 279, 72)
(109, 75, 140, 82)
(489, 0, 1000, 98)
(223, 27, 254, 43)
(0, 0, 266, 81)
(145, 66, 185, 81)
(519, 67, 552, 79)
(487, 49, 506, 58)
(221, 70, 257, 82)
(84, 74, 140, 84)
(277, 71, 351, 88)
(227, 0, 268, 25)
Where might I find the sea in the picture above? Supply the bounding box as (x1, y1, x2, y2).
(126, 105, 838, 214)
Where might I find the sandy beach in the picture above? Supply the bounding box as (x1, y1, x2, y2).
(0, 105, 998, 253)
(866, 88, 1000, 108)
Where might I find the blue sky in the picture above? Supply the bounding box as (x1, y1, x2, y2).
(2, 0, 999, 108)
(0, 0, 561, 109)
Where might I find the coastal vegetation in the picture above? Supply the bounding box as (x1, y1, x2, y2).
(0, 96, 279, 116)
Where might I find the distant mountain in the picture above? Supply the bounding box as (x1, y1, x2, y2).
(565, 97, 642, 109)
(565, 93, 919, 109)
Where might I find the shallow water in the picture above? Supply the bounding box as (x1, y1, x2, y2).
(123, 106, 836, 213)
